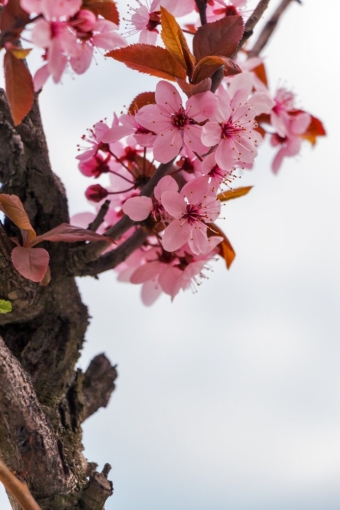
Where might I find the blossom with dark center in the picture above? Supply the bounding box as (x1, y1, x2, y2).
(136, 81, 218, 163)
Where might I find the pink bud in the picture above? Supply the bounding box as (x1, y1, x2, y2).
(74, 9, 97, 33)
(85, 184, 108, 202)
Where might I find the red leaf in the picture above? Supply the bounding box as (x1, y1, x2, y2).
(30, 223, 113, 246)
(192, 55, 241, 84)
(11, 246, 49, 282)
(0, 193, 36, 244)
(208, 223, 235, 269)
(193, 16, 244, 61)
(128, 92, 156, 115)
(0, 0, 29, 39)
(106, 44, 187, 81)
(4, 51, 34, 125)
(83, 1, 119, 25)
(176, 78, 211, 97)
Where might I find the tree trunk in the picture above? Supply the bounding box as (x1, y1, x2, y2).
(0, 89, 117, 509)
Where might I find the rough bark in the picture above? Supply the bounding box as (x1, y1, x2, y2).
(0, 89, 118, 509)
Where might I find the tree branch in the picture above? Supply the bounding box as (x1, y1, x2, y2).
(68, 159, 175, 274)
(194, 0, 207, 25)
(248, 0, 298, 57)
(75, 227, 149, 277)
(81, 354, 118, 422)
(0, 337, 77, 499)
(233, 0, 272, 55)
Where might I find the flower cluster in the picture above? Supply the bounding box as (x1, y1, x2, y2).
(74, 72, 275, 304)
(67, 0, 325, 305)
(19, 0, 127, 90)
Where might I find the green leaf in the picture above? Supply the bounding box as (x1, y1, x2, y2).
(0, 300, 12, 314)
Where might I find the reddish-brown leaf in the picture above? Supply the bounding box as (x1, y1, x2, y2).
(30, 223, 113, 246)
(4, 51, 34, 126)
(0, 0, 29, 39)
(128, 92, 156, 115)
(184, 24, 197, 35)
(217, 186, 253, 202)
(192, 55, 241, 84)
(11, 246, 49, 282)
(176, 78, 211, 97)
(0, 193, 36, 244)
(208, 223, 235, 269)
(193, 15, 244, 61)
(160, 6, 195, 77)
(106, 44, 187, 81)
(83, 1, 119, 25)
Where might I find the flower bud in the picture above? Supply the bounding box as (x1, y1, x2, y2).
(85, 184, 108, 202)
(74, 9, 97, 33)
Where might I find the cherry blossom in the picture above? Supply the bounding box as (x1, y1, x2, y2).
(202, 84, 259, 171)
(161, 176, 221, 255)
(136, 81, 218, 163)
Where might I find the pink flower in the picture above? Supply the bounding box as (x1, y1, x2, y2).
(161, 176, 221, 255)
(136, 81, 218, 163)
(206, 0, 249, 21)
(125, 0, 161, 45)
(201, 83, 259, 171)
(122, 175, 178, 221)
(201, 152, 232, 188)
(21, 0, 82, 17)
(129, 240, 222, 304)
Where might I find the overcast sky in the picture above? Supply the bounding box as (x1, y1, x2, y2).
(1, 0, 340, 508)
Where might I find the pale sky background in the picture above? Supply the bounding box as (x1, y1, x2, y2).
(1, 0, 340, 508)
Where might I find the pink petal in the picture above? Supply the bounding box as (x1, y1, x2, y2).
(31, 19, 51, 48)
(188, 225, 209, 255)
(183, 124, 207, 154)
(101, 125, 134, 143)
(42, 0, 82, 19)
(248, 93, 275, 115)
(131, 261, 162, 283)
(181, 176, 210, 204)
(48, 38, 67, 82)
(290, 112, 311, 135)
(92, 31, 127, 50)
(155, 80, 182, 114)
(158, 265, 182, 296)
(136, 104, 171, 134)
(161, 219, 191, 252)
(186, 91, 218, 122)
(161, 191, 185, 219)
(201, 122, 221, 147)
(122, 196, 153, 221)
(141, 279, 163, 306)
(70, 42, 93, 74)
(154, 175, 178, 201)
(33, 64, 50, 91)
(153, 129, 183, 163)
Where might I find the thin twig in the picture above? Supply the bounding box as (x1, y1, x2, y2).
(78, 228, 149, 277)
(0, 459, 41, 510)
(233, 0, 272, 55)
(194, 0, 207, 25)
(71, 159, 176, 269)
(248, 0, 297, 57)
(88, 199, 110, 232)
